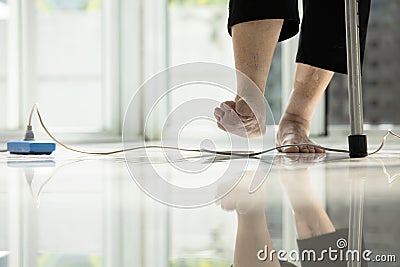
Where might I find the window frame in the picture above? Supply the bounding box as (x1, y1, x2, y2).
(1, 0, 145, 143)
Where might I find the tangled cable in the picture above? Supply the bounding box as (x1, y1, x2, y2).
(1, 104, 400, 158)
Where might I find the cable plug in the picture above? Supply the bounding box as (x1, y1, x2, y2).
(23, 125, 35, 141)
(8, 123, 55, 154)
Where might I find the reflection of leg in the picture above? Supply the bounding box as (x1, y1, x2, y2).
(277, 64, 334, 153)
(281, 170, 368, 266)
(218, 172, 281, 267)
(215, 20, 283, 138)
(235, 212, 281, 267)
(281, 169, 335, 239)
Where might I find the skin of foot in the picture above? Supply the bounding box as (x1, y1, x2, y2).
(216, 171, 267, 215)
(214, 100, 326, 153)
(214, 96, 266, 138)
(277, 113, 325, 153)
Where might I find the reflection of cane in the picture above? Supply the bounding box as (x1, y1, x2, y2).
(345, 0, 368, 158)
(348, 177, 365, 267)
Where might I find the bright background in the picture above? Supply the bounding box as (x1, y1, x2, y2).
(0, 0, 282, 142)
(0, 1, 400, 267)
(2, 0, 398, 143)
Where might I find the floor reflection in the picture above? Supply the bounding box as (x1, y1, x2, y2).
(0, 151, 399, 267)
(216, 154, 399, 267)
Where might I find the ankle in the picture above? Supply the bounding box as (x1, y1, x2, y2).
(279, 112, 311, 132)
(281, 112, 310, 125)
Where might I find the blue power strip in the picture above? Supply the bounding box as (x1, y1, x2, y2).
(7, 140, 56, 155)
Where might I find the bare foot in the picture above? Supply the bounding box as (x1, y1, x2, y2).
(214, 96, 266, 138)
(216, 171, 267, 215)
(277, 113, 325, 153)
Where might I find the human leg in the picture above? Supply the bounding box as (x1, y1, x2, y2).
(214, 20, 283, 138)
(277, 64, 334, 153)
(215, 0, 300, 138)
(276, 0, 371, 153)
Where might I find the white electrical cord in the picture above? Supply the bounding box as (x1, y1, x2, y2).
(1, 103, 400, 157)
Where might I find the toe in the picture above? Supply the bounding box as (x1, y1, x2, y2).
(278, 134, 300, 153)
(307, 145, 316, 153)
(281, 145, 300, 153)
(221, 102, 234, 111)
(312, 144, 325, 153)
(235, 99, 253, 117)
(223, 101, 236, 109)
(299, 145, 310, 153)
(217, 122, 227, 132)
(214, 108, 224, 120)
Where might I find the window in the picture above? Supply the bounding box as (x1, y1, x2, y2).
(328, 0, 400, 126)
(167, 0, 283, 137)
(0, 0, 123, 140)
(34, 0, 104, 131)
(0, 0, 11, 130)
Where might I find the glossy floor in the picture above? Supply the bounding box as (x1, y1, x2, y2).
(0, 133, 399, 267)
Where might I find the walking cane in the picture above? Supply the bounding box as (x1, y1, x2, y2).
(345, 0, 368, 158)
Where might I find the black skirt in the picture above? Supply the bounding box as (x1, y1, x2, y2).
(227, 0, 371, 74)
